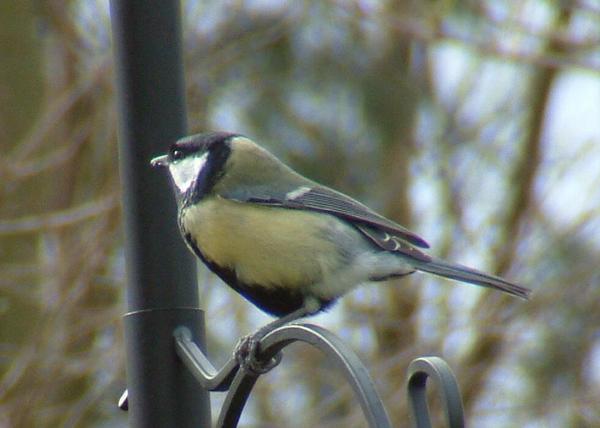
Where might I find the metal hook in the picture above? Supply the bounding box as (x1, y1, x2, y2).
(120, 330, 465, 428)
(406, 356, 465, 428)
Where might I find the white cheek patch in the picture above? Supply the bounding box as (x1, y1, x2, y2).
(168, 152, 208, 193)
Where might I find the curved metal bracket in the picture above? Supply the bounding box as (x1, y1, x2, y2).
(121, 326, 465, 428)
(406, 356, 465, 428)
(173, 326, 239, 392)
(174, 323, 391, 428)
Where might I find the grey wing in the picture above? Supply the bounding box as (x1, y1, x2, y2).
(226, 184, 430, 250)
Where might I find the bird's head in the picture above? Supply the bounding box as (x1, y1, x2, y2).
(151, 132, 236, 202)
(151, 131, 300, 207)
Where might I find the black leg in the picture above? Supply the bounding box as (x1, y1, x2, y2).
(234, 304, 314, 375)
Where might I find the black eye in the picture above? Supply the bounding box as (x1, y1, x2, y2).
(171, 148, 184, 161)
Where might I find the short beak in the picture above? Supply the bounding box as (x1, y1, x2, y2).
(150, 155, 169, 168)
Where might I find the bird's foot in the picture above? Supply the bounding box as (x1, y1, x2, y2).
(234, 333, 282, 375)
(233, 304, 314, 374)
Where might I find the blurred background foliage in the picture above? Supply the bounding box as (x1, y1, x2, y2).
(1, 0, 599, 426)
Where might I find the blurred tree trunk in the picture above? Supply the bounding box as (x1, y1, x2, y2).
(0, 3, 123, 427)
(0, 1, 43, 147)
(459, 6, 573, 416)
(0, 0, 45, 398)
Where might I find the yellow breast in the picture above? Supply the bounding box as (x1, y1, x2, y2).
(181, 196, 343, 289)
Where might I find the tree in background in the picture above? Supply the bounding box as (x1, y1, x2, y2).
(1, 1, 599, 426)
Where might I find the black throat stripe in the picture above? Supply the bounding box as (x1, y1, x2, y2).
(184, 137, 232, 206)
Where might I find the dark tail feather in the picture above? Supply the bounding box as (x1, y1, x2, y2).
(414, 257, 531, 299)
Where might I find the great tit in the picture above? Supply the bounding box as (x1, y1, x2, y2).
(151, 132, 530, 371)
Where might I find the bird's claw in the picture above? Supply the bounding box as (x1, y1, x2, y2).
(234, 334, 282, 375)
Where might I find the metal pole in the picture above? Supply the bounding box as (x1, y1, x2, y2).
(110, 1, 210, 426)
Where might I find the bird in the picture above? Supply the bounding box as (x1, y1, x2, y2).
(151, 131, 531, 372)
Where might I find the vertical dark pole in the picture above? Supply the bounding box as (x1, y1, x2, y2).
(110, 1, 210, 426)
